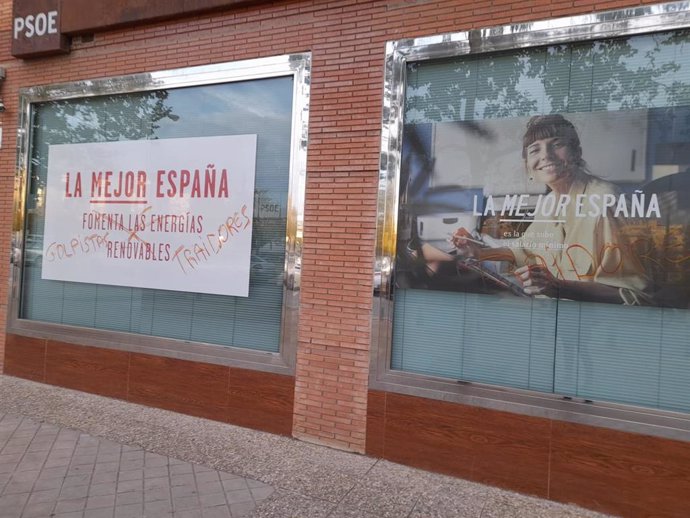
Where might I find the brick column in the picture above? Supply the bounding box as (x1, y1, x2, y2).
(290, 2, 384, 451)
(292, 160, 378, 452)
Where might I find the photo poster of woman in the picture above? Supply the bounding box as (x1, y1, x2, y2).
(396, 109, 690, 307)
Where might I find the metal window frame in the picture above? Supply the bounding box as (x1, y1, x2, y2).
(373, 1, 690, 441)
(8, 53, 311, 376)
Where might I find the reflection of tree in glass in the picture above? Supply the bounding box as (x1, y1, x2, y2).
(405, 29, 690, 122)
(36, 90, 178, 145)
(25, 90, 179, 237)
(29, 90, 179, 196)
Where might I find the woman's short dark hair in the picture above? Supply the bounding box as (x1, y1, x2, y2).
(522, 114, 582, 161)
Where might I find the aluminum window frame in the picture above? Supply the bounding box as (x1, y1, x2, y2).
(9, 53, 311, 375)
(373, 1, 690, 441)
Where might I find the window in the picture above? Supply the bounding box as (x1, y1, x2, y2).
(375, 3, 690, 439)
(11, 55, 310, 371)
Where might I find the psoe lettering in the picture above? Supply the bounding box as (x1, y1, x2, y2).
(14, 11, 58, 40)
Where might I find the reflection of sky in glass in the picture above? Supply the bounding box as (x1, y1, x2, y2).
(29, 75, 294, 233)
(405, 29, 690, 123)
(155, 77, 293, 139)
(31, 76, 293, 204)
(23, 74, 294, 350)
(155, 77, 293, 194)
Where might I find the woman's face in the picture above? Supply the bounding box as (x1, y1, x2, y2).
(524, 136, 578, 186)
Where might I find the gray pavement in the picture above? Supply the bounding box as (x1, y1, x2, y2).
(0, 375, 610, 518)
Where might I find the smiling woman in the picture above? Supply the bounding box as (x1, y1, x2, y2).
(386, 22, 690, 421)
(420, 114, 653, 304)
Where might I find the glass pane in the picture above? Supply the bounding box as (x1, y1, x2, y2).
(392, 290, 557, 390)
(394, 28, 690, 413)
(21, 76, 294, 353)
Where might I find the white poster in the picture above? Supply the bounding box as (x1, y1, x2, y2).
(42, 135, 257, 297)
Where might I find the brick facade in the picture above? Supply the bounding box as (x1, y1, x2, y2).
(0, 0, 662, 453)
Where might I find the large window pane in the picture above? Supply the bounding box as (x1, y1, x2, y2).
(21, 76, 293, 353)
(394, 29, 690, 413)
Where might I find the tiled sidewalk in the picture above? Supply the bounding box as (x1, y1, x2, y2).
(0, 376, 612, 518)
(0, 413, 274, 518)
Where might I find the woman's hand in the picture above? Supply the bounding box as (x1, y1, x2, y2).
(514, 264, 562, 297)
(451, 228, 482, 258)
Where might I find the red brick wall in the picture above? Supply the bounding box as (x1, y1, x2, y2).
(0, 0, 661, 451)
(0, 0, 14, 373)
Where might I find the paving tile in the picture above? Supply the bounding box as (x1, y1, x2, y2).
(174, 494, 202, 511)
(120, 460, 144, 471)
(53, 512, 84, 518)
(113, 502, 144, 518)
(171, 473, 196, 487)
(170, 463, 194, 475)
(116, 479, 141, 493)
(198, 481, 223, 495)
(95, 461, 120, 474)
(144, 486, 172, 503)
(51, 445, 78, 455)
(52, 445, 78, 455)
(27, 441, 54, 453)
(22, 500, 58, 518)
(0, 473, 11, 492)
(0, 453, 23, 466)
(63, 474, 91, 487)
(16, 455, 48, 472)
(86, 493, 117, 509)
(144, 466, 168, 479)
(172, 484, 198, 498)
(225, 488, 253, 505)
(91, 471, 118, 484)
(32, 475, 64, 491)
(199, 491, 227, 508)
(54, 496, 87, 513)
(95, 454, 120, 464)
(88, 481, 118, 497)
(116, 490, 143, 506)
(219, 473, 241, 481)
(144, 476, 170, 491)
(67, 463, 94, 477)
(44, 458, 73, 471)
(117, 469, 143, 482)
(203, 505, 232, 518)
(84, 508, 116, 518)
(59, 483, 89, 500)
(144, 498, 174, 513)
(1, 445, 26, 456)
(0, 491, 30, 516)
(221, 478, 248, 492)
(145, 453, 168, 467)
(141, 512, 173, 518)
(4, 480, 35, 494)
(195, 471, 221, 485)
(41, 465, 70, 479)
(27, 488, 60, 504)
(72, 454, 97, 466)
